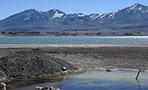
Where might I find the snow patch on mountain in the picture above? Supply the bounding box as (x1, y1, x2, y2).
(99, 14, 107, 19)
(35, 10, 42, 14)
(71, 13, 86, 17)
(48, 9, 65, 19)
(130, 3, 139, 9)
(89, 14, 102, 20)
(108, 10, 119, 18)
(78, 14, 85, 17)
(51, 12, 64, 19)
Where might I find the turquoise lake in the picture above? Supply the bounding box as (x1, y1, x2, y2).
(0, 36, 148, 44)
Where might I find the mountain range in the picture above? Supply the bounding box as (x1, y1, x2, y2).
(0, 3, 148, 33)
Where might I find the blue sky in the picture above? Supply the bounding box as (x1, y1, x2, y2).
(0, 0, 148, 20)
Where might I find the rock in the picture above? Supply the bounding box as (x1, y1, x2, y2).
(0, 82, 6, 90)
(49, 87, 54, 90)
(62, 67, 68, 71)
(49, 87, 60, 90)
(35, 86, 60, 90)
(54, 88, 60, 90)
(35, 86, 43, 90)
(106, 69, 111, 72)
(0, 71, 7, 82)
(62, 67, 72, 74)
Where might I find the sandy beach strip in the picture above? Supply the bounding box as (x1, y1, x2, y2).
(0, 43, 148, 48)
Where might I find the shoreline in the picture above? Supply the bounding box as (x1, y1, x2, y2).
(0, 43, 148, 48)
(7, 68, 144, 90)
(0, 32, 148, 37)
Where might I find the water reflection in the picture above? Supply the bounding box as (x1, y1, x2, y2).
(10, 70, 148, 90)
(136, 80, 141, 90)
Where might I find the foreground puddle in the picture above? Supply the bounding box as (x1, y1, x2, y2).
(8, 70, 148, 90)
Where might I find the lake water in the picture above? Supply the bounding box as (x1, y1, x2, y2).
(11, 70, 148, 90)
(0, 36, 148, 44)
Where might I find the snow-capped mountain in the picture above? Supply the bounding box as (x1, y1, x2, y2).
(0, 3, 148, 33)
(97, 3, 148, 22)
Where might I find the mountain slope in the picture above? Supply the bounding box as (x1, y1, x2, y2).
(0, 3, 148, 33)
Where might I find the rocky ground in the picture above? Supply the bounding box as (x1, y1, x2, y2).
(0, 48, 80, 81)
(0, 47, 148, 81)
(37, 47, 148, 71)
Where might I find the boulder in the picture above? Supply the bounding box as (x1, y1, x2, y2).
(0, 82, 6, 90)
(35, 86, 60, 90)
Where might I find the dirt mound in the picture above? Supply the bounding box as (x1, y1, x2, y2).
(0, 53, 78, 78)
